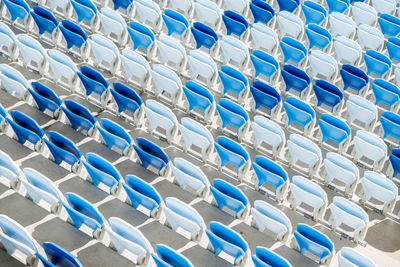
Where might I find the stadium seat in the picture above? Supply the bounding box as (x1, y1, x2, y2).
(222, 10, 249, 38)
(152, 244, 194, 267)
(346, 94, 378, 131)
(162, 9, 189, 39)
(334, 36, 362, 65)
(168, 0, 193, 18)
(378, 13, 400, 37)
(134, 0, 162, 31)
(340, 64, 369, 95)
(351, 2, 377, 26)
(250, 0, 275, 25)
(371, 0, 396, 14)
(329, 12, 356, 38)
(191, 22, 219, 51)
(98, 7, 127, 45)
(61, 99, 97, 136)
(0, 22, 17, 59)
(37, 242, 83, 267)
(59, 20, 88, 57)
(277, 11, 304, 38)
(194, 0, 221, 29)
(216, 98, 249, 141)
(46, 49, 79, 89)
(386, 37, 400, 62)
(30, 6, 59, 44)
(97, 118, 133, 155)
(283, 97, 316, 136)
(0, 149, 22, 189)
(157, 34, 187, 72)
(182, 80, 215, 122)
(313, 79, 344, 114)
(127, 22, 156, 56)
(110, 82, 144, 124)
(317, 113, 351, 153)
(338, 247, 377, 267)
(187, 50, 218, 88)
(250, 80, 281, 118)
(302, 1, 327, 25)
(281, 64, 311, 99)
(218, 65, 249, 104)
(280, 36, 308, 67)
(133, 137, 170, 176)
(251, 115, 285, 158)
(287, 134, 322, 176)
(252, 246, 292, 267)
(87, 34, 120, 74)
(371, 79, 400, 112)
(77, 65, 110, 107)
(250, 23, 279, 55)
(2, 0, 31, 29)
(221, 36, 249, 69)
(309, 50, 338, 81)
(15, 34, 46, 74)
(120, 49, 151, 89)
(352, 130, 387, 171)
(364, 50, 392, 78)
(379, 111, 400, 144)
(388, 148, 400, 179)
(306, 24, 332, 50)
(151, 64, 182, 106)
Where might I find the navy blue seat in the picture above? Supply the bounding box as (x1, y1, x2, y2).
(284, 96, 315, 135)
(59, 20, 88, 50)
(61, 99, 97, 136)
(112, 0, 133, 11)
(313, 79, 344, 114)
(37, 242, 83, 267)
(29, 82, 62, 117)
(371, 79, 400, 111)
(250, 80, 281, 118)
(251, 50, 279, 82)
(249, 0, 275, 25)
(306, 24, 332, 50)
(222, 10, 249, 38)
(277, 0, 299, 12)
(162, 9, 189, 37)
(387, 37, 400, 62)
(127, 21, 155, 53)
(97, 118, 133, 155)
(133, 137, 170, 175)
(191, 22, 218, 51)
(218, 65, 248, 103)
(152, 244, 194, 267)
(378, 13, 400, 37)
(110, 82, 143, 123)
(216, 98, 249, 141)
(364, 50, 392, 77)
(302, 1, 327, 25)
(252, 246, 292, 267)
(388, 149, 400, 179)
(30, 6, 59, 36)
(340, 64, 369, 95)
(380, 111, 400, 144)
(318, 113, 351, 152)
(77, 65, 110, 106)
(326, 0, 349, 13)
(280, 36, 307, 66)
(182, 80, 215, 121)
(281, 64, 311, 99)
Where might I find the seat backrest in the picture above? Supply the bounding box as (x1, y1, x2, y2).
(292, 176, 327, 202)
(222, 10, 249, 38)
(253, 246, 292, 267)
(153, 244, 194, 267)
(42, 242, 83, 267)
(302, 1, 327, 25)
(338, 247, 376, 267)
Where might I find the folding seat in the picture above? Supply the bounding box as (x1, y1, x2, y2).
(218, 65, 249, 104)
(157, 34, 187, 72)
(328, 196, 369, 242)
(106, 217, 152, 265)
(287, 134, 322, 176)
(387, 37, 400, 62)
(70, 0, 98, 31)
(152, 244, 194, 267)
(360, 171, 397, 215)
(371, 0, 396, 15)
(329, 12, 356, 38)
(182, 80, 215, 122)
(334, 36, 362, 65)
(293, 223, 335, 264)
(364, 50, 392, 78)
(338, 247, 377, 267)
(379, 111, 400, 144)
(162, 9, 190, 41)
(30, 6, 59, 44)
(281, 64, 311, 99)
(151, 64, 182, 106)
(187, 50, 218, 88)
(28, 81, 62, 117)
(223, 0, 248, 16)
(371, 79, 400, 112)
(313, 79, 344, 114)
(179, 117, 214, 162)
(222, 10, 249, 39)
(283, 97, 316, 136)
(340, 64, 369, 95)
(351, 2, 377, 26)
(62, 192, 106, 239)
(61, 99, 97, 136)
(134, 0, 163, 32)
(7, 110, 45, 152)
(379, 14, 400, 37)
(97, 118, 133, 156)
(250, 50, 279, 83)
(216, 98, 249, 141)
(120, 50, 151, 89)
(164, 197, 206, 241)
(388, 149, 400, 179)
(16, 34, 47, 74)
(59, 20, 88, 57)
(0, 149, 22, 189)
(194, 0, 222, 30)
(206, 221, 249, 266)
(0, 22, 17, 59)
(357, 24, 384, 51)
(168, 0, 193, 17)
(249, 0, 275, 26)
(0, 103, 8, 132)
(0, 214, 40, 266)
(110, 0, 135, 19)
(302, 1, 327, 25)
(110, 82, 144, 124)
(322, 152, 359, 196)
(98, 7, 128, 45)
(250, 23, 279, 55)
(276, 0, 299, 13)
(277, 11, 304, 39)
(250, 81, 281, 118)
(252, 156, 289, 201)
(122, 174, 163, 218)
(251, 115, 285, 158)
(46, 49, 79, 89)
(221, 36, 250, 69)
(306, 24, 332, 51)
(127, 22, 156, 57)
(0, 64, 28, 99)
(40, 0, 71, 18)
(326, 0, 349, 14)
(252, 246, 292, 267)
(21, 168, 64, 214)
(318, 113, 351, 153)
(37, 242, 83, 267)
(280, 36, 308, 67)
(352, 130, 387, 171)
(309, 50, 338, 81)
(87, 34, 120, 74)
(1, 0, 31, 30)
(44, 131, 83, 173)
(133, 137, 170, 176)
(77, 65, 110, 107)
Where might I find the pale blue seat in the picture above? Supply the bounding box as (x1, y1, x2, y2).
(388, 149, 400, 179)
(98, 7, 127, 44)
(251, 115, 285, 158)
(250, 0, 275, 25)
(218, 65, 249, 104)
(277, 11, 304, 38)
(340, 64, 369, 95)
(287, 134, 322, 176)
(329, 12, 356, 38)
(42, 0, 70, 18)
(194, 0, 221, 29)
(0, 64, 28, 99)
(120, 49, 151, 88)
(224, 0, 248, 15)
(281, 64, 311, 99)
(313, 79, 344, 114)
(157, 34, 187, 73)
(37, 242, 83, 267)
(371, 78, 400, 112)
(187, 50, 218, 87)
(334, 36, 362, 64)
(216, 98, 249, 141)
(46, 49, 79, 89)
(133, 137, 170, 176)
(110, 82, 144, 124)
(134, 0, 162, 31)
(0, 149, 21, 189)
(167, 0, 193, 19)
(371, 0, 396, 15)
(59, 20, 88, 56)
(351, 2, 377, 26)
(379, 13, 400, 37)
(353, 130, 387, 171)
(364, 50, 391, 77)
(309, 50, 338, 80)
(250, 23, 279, 54)
(222, 10, 249, 39)
(250, 80, 281, 118)
(338, 247, 377, 267)
(280, 36, 307, 66)
(97, 118, 133, 155)
(380, 111, 400, 144)
(151, 64, 182, 106)
(127, 22, 155, 56)
(302, 1, 327, 25)
(357, 24, 384, 51)
(28, 80, 61, 117)
(284, 96, 316, 135)
(318, 113, 351, 153)
(61, 99, 97, 136)
(87, 34, 120, 74)
(77, 65, 110, 107)
(250, 50, 279, 83)
(15, 34, 46, 74)
(346, 95, 378, 131)
(252, 246, 292, 267)
(152, 244, 194, 267)
(182, 80, 215, 122)
(221, 36, 249, 69)
(0, 22, 17, 59)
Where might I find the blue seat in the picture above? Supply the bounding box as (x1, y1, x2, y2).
(210, 178, 249, 218)
(122, 174, 163, 218)
(216, 98, 249, 141)
(2, 0, 30, 24)
(346, 95, 378, 131)
(44, 131, 82, 172)
(61, 99, 96, 135)
(120, 49, 151, 88)
(111, 0, 133, 11)
(206, 221, 249, 266)
(338, 247, 376, 267)
(220, 35, 249, 69)
(340, 64, 369, 95)
(98, 7, 127, 44)
(194, 0, 221, 28)
(284, 97, 315, 135)
(151, 64, 183, 106)
(313, 79, 343, 114)
(302, 1, 327, 25)
(0, 22, 17, 59)
(280, 36, 307, 66)
(293, 224, 335, 264)
(191, 22, 218, 51)
(15, 34, 46, 74)
(152, 244, 194, 267)
(7, 110, 44, 151)
(281, 64, 311, 99)
(318, 113, 351, 152)
(218, 65, 248, 103)
(252, 155, 288, 201)
(77, 65, 110, 106)
(187, 49, 218, 87)
(214, 136, 250, 180)
(306, 24, 332, 50)
(371, 79, 400, 111)
(388, 149, 400, 179)
(110, 82, 143, 123)
(378, 13, 400, 37)
(0, 64, 29, 99)
(83, 152, 123, 195)
(287, 134, 322, 176)
(222, 10, 249, 38)
(87, 34, 120, 74)
(250, 80, 281, 118)
(252, 246, 292, 267)
(380, 111, 400, 144)
(326, 0, 349, 13)
(97, 118, 133, 155)
(162, 9, 189, 37)
(251, 50, 279, 82)
(29, 82, 62, 117)
(354, 130, 387, 171)
(133, 137, 170, 176)
(249, 0, 275, 25)
(134, 0, 162, 31)
(364, 50, 392, 77)
(182, 80, 215, 122)
(30, 6, 59, 37)
(59, 20, 88, 51)
(71, 0, 98, 24)
(127, 21, 155, 53)
(387, 37, 400, 62)
(0, 103, 8, 131)
(277, 0, 299, 12)
(0, 149, 21, 189)
(37, 242, 83, 267)
(62, 192, 106, 239)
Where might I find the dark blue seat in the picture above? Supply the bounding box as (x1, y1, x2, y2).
(59, 20, 88, 49)
(302, 1, 327, 25)
(306, 24, 332, 50)
(364, 50, 392, 77)
(218, 65, 248, 102)
(378, 13, 400, 37)
(3, 0, 30, 22)
(127, 21, 155, 52)
(61, 99, 96, 135)
(281, 64, 311, 97)
(182, 80, 214, 117)
(252, 246, 292, 267)
(97, 118, 133, 155)
(77, 65, 109, 103)
(37, 242, 83, 267)
(30, 6, 59, 35)
(133, 137, 170, 175)
(389, 149, 400, 179)
(313, 79, 343, 113)
(191, 22, 218, 50)
(280, 36, 307, 65)
(340, 64, 369, 94)
(29, 81, 62, 116)
(318, 113, 351, 152)
(162, 9, 189, 37)
(326, 0, 349, 13)
(222, 10, 249, 38)
(110, 82, 143, 120)
(371, 79, 400, 111)
(284, 96, 315, 134)
(387, 37, 400, 62)
(112, 0, 133, 11)
(250, 0, 275, 25)
(250, 80, 281, 115)
(70, 0, 98, 23)
(277, 0, 299, 12)
(251, 50, 279, 81)
(380, 111, 400, 144)
(152, 244, 194, 267)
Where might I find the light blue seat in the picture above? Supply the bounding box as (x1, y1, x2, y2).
(371, 79, 400, 112)
(168, 0, 193, 17)
(120, 49, 151, 88)
(37, 242, 83, 267)
(329, 11, 356, 38)
(220, 36, 249, 69)
(338, 247, 377, 267)
(387, 37, 400, 62)
(346, 95, 378, 131)
(77, 65, 110, 107)
(157, 35, 187, 72)
(98, 7, 127, 44)
(41, 0, 70, 18)
(182, 80, 215, 122)
(206, 221, 249, 266)
(250, 0, 275, 25)
(152, 244, 194, 267)
(46, 49, 79, 89)
(216, 98, 249, 141)
(380, 111, 400, 144)
(223, 0, 247, 14)
(97, 118, 133, 155)
(252, 246, 292, 267)
(281, 64, 311, 99)
(353, 130, 387, 171)
(327, 0, 349, 13)
(251, 115, 285, 158)
(151, 64, 182, 106)
(277, 0, 299, 13)
(0, 149, 21, 189)
(0, 103, 8, 132)
(287, 134, 322, 176)
(110, 82, 144, 124)
(15, 34, 46, 74)
(62, 192, 106, 239)
(0, 22, 17, 59)
(250, 80, 281, 118)
(2, 0, 30, 28)
(306, 24, 332, 50)
(87, 34, 120, 74)
(7, 110, 44, 151)
(0, 214, 40, 266)
(134, 0, 162, 31)
(364, 50, 391, 77)
(187, 49, 218, 87)
(133, 137, 170, 176)
(357, 24, 384, 51)
(313, 79, 344, 114)
(293, 223, 335, 264)
(371, 0, 396, 14)
(302, 1, 327, 25)
(309, 50, 338, 80)
(0, 64, 29, 99)
(334, 35, 362, 64)
(44, 131, 82, 172)
(280, 37, 307, 66)
(218, 65, 249, 104)
(378, 13, 400, 37)
(210, 178, 249, 219)
(59, 20, 88, 55)
(164, 197, 206, 241)
(250, 50, 279, 82)
(194, 0, 221, 29)
(162, 9, 189, 38)
(351, 2, 377, 26)
(251, 201, 292, 242)
(127, 21, 155, 55)
(318, 113, 351, 153)
(277, 11, 304, 38)
(61, 99, 97, 136)
(30, 6, 59, 42)
(29, 82, 62, 117)
(83, 152, 123, 195)
(284, 96, 316, 135)
(250, 23, 279, 54)
(388, 149, 400, 179)
(122, 174, 163, 218)
(340, 64, 369, 95)
(191, 22, 219, 51)
(70, 0, 98, 28)
(106, 217, 152, 265)
(222, 10, 249, 38)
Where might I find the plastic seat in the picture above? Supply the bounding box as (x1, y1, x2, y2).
(16, 34, 46, 74)
(284, 97, 316, 135)
(134, 0, 162, 31)
(318, 113, 351, 153)
(329, 197, 369, 242)
(0, 149, 21, 189)
(122, 174, 163, 218)
(252, 246, 292, 267)
(250, 50, 279, 82)
(334, 36, 362, 64)
(59, 20, 88, 56)
(396, 64, 400, 86)
(0, 22, 17, 59)
(327, 0, 349, 13)
(110, 82, 144, 124)
(44, 131, 82, 172)
(194, 0, 221, 29)
(187, 50, 218, 87)
(179, 117, 214, 162)
(252, 155, 288, 201)
(250, 23, 279, 54)
(106, 217, 152, 265)
(133, 137, 170, 176)
(329, 12, 356, 37)
(287, 134, 322, 176)
(306, 24, 332, 50)
(281, 64, 311, 99)
(0, 64, 28, 99)
(171, 157, 210, 197)
(29, 81, 62, 117)
(88, 34, 120, 73)
(277, 0, 299, 13)
(313, 79, 344, 114)
(42, 0, 70, 18)
(62, 192, 106, 239)
(151, 64, 182, 106)
(293, 223, 335, 264)
(251, 115, 285, 158)
(61, 99, 97, 136)
(77, 65, 110, 107)
(164, 197, 205, 241)
(216, 98, 249, 141)
(37, 242, 83, 267)
(182, 80, 215, 122)
(223, 0, 247, 15)
(98, 7, 127, 44)
(206, 221, 249, 266)
(2, 0, 30, 28)
(168, 0, 193, 17)
(346, 95, 378, 130)
(46, 49, 79, 89)
(371, 79, 400, 112)
(309, 50, 338, 80)
(152, 244, 194, 267)
(70, 0, 98, 30)
(357, 24, 384, 51)
(277, 11, 304, 38)
(338, 247, 377, 267)
(378, 13, 400, 37)
(364, 50, 391, 77)
(97, 118, 133, 155)
(302, 1, 327, 25)
(218, 65, 249, 104)
(157, 34, 187, 72)
(221, 36, 249, 69)
(387, 37, 400, 63)
(351, 2, 377, 26)
(322, 152, 359, 196)
(162, 9, 189, 39)
(120, 49, 151, 88)
(250, 80, 282, 118)
(388, 148, 400, 179)
(214, 136, 250, 180)
(222, 10, 249, 39)
(352, 130, 387, 171)
(371, 0, 396, 14)
(380, 111, 400, 144)
(144, 99, 178, 143)
(250, 0, 275, 25)
(280, 36, 307, 66)
(0, 103, 8, 132)
(340, 64, 369, 95)
(360, 171, 397, 215)
(111, 0, 134, 14)
(0, 214, 40, 266)
(30, 6, 59, 43)
(127, 22, 156, 55)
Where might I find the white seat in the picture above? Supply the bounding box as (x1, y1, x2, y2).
(47, 49, 78, 89)
(188, 49, 218, 87)
(352, 130, 387, 171)
(42, 0, 71, 17)
(329, 12, 356, 38)
(16, 34, 46, 74)
(396, 64, 400, 86)
(224, 0, 247, 15)
(338, 247, 377, 267)
(277, 11, 304, 38)
(98, 7, 127, 44)
(0, 64, 29, 99)
(333, 36, 362, 65)
(371, 0, 396, 14)
(357, 24, 384, 51)
(88, 34, 120, 74)
(120, 49, 151, 87)
(151, 64, 182, 106)
(0, 149, 21, 189)
(351, 2, 377, 26)
(134, 0, 162, 31)
(346, 95, 378, 131)
(157, 34, 187, 72)
(194, 0, 221, 29)
(250, 23, 279, 55)
(309, 50, 338, 81)
(0, 22, 17, 59)
(169, 0, 193, 17)
(220, 35, 249, 69)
